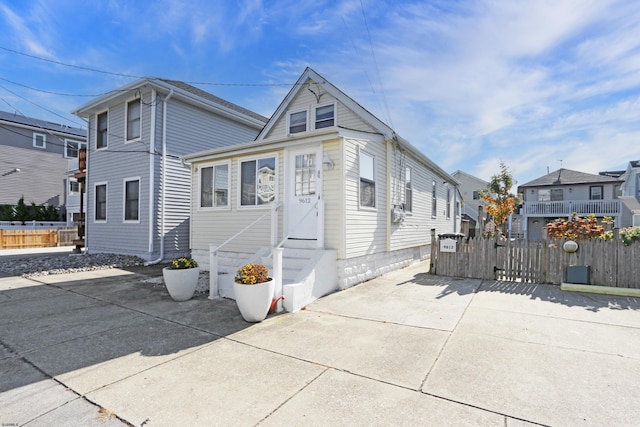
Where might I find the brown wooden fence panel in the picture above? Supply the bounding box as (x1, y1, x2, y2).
(432, 236, 640, 289)
(0, 229, 58, 249)
(57, 227, 78, 246)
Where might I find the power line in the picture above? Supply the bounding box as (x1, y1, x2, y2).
(0, 77, 124, 97)
(0, 83, 86, 128)
(360, 0, 393, 130)
(0, 45, 298, 87)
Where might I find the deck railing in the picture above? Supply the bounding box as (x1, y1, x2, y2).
(522, 199, 621, 216)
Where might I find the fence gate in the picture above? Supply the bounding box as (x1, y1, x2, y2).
(431, 236, 546, 283)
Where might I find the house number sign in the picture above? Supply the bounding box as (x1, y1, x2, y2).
(440, 238, 457, 253)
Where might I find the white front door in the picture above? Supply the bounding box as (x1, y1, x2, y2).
(286, 146, 321, 240)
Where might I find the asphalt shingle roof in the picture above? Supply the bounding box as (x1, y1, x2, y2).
(0, 110, 86, 138)
(519, 168, 623, 188)
(158, 79, 269, 123)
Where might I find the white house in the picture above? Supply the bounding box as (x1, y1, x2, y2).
(183, 68, 460, 312)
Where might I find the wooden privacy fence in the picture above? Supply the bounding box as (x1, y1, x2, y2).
(0, 227, 78, 249)
(431, 236, 640, 289)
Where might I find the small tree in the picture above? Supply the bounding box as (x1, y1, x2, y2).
(14, 197, 30, 225)
(479, 161, 520, 236)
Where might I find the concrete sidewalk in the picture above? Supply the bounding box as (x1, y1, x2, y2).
(1, 262, 639, 426)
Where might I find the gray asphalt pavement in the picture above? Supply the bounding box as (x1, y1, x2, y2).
(1, 261, 639, 426)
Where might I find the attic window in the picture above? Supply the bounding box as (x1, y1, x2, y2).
(289, 111, 307, 134)
(315, 104, 334, 129)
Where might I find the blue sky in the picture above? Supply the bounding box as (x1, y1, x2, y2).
(1, 0, 639, 186)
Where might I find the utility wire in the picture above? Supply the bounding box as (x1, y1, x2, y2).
(0, 46, 298, 87)
(0, 84, 85, 128)
(360, 0, 393, 130)
(0, 77, 126, 97)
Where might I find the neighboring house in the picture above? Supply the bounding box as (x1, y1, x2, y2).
(183, 67, 460, 312)
(601, 161, 640, 226)
(72, 78, 268, 261)
(451, 170, 488, 237)
(0, 110, 87, 224)
(518, 168, 624, 240)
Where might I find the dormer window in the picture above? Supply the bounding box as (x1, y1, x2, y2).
(315, 104, 334, 129)
(289, 110, 307, 134)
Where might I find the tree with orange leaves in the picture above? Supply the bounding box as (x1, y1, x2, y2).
(478, 161, 520, 236)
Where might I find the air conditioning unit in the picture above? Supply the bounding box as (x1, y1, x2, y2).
(391, 205, 405, 223)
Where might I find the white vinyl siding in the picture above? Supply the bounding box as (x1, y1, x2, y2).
(264, 79, 376, 139)
(190, 150, 285, 255)
(344, 137, 387, 259)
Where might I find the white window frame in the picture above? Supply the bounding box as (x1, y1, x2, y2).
(446, 187, 451, 219)
(96, 110, 109, 150)
(313, 102, 336, 130)
(432, 181, 437, 218)
(94, 182, 108, 222)
(68, 177, 80, 194)
(33, 133, 46, 149)
(65, 139, 87, 158)
(358, 148, 376, 210)
(287, 109, 308, 134)
(590, 185, 603, 200)
(125, 98, 141, 142)
(123, 177, 141, 223)
(237, 154, 278, 209)
(198, 161, 231, 210)
(404, 166, 412, 213)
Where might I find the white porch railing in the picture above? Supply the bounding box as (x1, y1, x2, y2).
(209, 203, 280, 299)
(522, 199, 621, 216)
(208, 199, 325, 314)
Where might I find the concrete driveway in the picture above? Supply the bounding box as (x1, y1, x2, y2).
(1, 261, 639, 426)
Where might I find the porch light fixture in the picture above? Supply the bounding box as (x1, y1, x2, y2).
(322, 154, 334, 170)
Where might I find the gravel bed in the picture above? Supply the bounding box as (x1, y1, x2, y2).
(0, 253, 147, 278)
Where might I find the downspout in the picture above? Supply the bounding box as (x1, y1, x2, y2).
(146, 88, 174, 265)
(147, 89, 157, 254)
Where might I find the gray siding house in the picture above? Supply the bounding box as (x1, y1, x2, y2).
(73, 78, 267, 261)
(0, 111, 87, 223)
(518, 168, 624, 240)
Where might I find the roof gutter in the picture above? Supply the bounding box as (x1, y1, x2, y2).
(146, 88, 174, 265)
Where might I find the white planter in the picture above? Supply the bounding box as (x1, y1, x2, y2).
(233, 279, 275, 322)
(162, 267, 200, 301)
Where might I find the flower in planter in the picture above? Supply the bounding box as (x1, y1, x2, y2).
(170, 257, 198, 270)
(235, 263, 269, 285)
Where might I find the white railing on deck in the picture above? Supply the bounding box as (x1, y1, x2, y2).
(522, 199, 621, 216)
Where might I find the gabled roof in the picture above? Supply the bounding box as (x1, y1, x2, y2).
(519, 168, 623, 189)
(451, 170, 488, 185)
(0, 110, 86, 138)
(254, 67, 455, 182)
(73, 78, 268, 127)
(257, 67, 391, 140)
